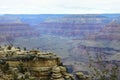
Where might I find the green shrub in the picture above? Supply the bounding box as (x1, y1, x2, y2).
(0, 63, 10, 73)
(17, 63, 27, 74)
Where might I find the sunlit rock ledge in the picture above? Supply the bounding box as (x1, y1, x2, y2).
(0, 45, 84, 80)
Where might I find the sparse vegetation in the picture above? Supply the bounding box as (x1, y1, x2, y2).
(17, 63, 27, 74)
(0, 63, 10, 73)
(88, 52, 120, 80)
(13, 72, 18, 80)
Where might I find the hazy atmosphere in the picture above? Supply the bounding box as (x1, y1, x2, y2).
(0, 0, 120, 14)
(0, 0, 120, 80)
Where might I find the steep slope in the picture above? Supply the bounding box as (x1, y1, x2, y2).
(108, 53, 120, 61)
(95, 20, 120, 41)
(0, 15, 40, 45)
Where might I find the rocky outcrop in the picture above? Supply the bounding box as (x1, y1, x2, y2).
(0, 45, 76, 80)
(75, 72, 89, 80)
(51, 66, 75, 80)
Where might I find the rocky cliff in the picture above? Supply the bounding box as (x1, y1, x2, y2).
(0, 45, 85, 80)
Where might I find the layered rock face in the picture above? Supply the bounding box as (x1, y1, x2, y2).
(51, 66, 75, 80)
(36, 15, 109, 39)
(94, 21, 120, 41)
(0, 45, 75, 80)
(0, 16, 40, 44)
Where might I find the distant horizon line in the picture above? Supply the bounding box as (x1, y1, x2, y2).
(0, 13, 120, 15)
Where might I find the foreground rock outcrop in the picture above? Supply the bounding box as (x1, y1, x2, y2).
(0, 45, 86, 80)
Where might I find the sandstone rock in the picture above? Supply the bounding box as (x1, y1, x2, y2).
(17, 73, 25, 79)
(52, 66, 61, 73)
(51, 66, 75, 80)
(0, 45, 75, 80)
(76, 72, 89, 80)
(52, 73, 63, 79)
